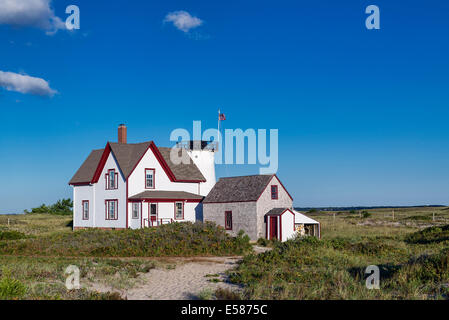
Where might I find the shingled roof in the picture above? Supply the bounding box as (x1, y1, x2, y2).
(69, 142, 205, 185)
(158, 147, 206, 181)
(203, 174, 275, 203)
(109, 142, 152, 179)
(266, 208, 291, 216)
(68, 149, 104, 185)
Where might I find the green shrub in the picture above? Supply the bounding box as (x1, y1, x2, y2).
(361, 211, 371, 218)
(214, 288, 241, 300)
(0, 222, 252, 257)
(197, 288, 214, 300)
(405, 225, 449, 244)
(394, 248, 449, 283)
(0, 271, 27, 300)
(257, 238, 268, 247)
(0, 231, 26, 240)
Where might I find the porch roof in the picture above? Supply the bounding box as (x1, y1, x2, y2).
(129, 190, 204, 201)
(292, 210, 320, 225)
(265, 207, 291, 216)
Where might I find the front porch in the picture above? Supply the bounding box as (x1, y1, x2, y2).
(128, 190, 204, 229)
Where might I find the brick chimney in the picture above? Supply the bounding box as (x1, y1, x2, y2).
(118, 124, 127, 144)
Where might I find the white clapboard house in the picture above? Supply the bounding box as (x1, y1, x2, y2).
(69, 124, 320, 240)
(69, 124, 216, 229)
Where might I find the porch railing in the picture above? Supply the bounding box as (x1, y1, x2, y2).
(143, 218, 174, 227)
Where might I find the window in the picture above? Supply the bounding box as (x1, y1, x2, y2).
(82, 200, 89, 220)
(132, 203, 140, 219)
(105, 169, 118, 190)
(271, 185, 278, 200)
(145, 169, 155, 189)
(225, 211, 233, 230)
(175, 202, 184, 220)
(105, 200, 118, 220)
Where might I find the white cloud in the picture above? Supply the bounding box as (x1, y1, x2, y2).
(164, 11, 203, 33)
(0, 0, 65, 35)
(0, 70, 57, 97)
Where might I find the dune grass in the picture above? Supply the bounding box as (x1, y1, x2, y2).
(227, 207, 449, 300)
(2, 207, 448, 300)
(0, 255, 157, 299)
(0, 221, 252, 257)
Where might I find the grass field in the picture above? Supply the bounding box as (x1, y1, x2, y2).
(228, 206, 449, 300)
(1, 207, 448, 300)
(0, 215, 251, 299)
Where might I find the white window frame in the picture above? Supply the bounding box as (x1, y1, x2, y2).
(82, 200, 89, 220)
(106, 200, 118, 220)
(145, 168, 155, 189)
(132, 202, 140, 219)
(106, 169, 118, 190)
(174, 202, 184, 220)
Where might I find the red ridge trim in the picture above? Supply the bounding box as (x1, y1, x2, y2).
(91, 143, 112, 183)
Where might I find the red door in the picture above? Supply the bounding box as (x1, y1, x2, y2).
(270, 217, 278, 240)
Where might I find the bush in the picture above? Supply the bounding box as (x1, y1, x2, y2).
(257, 238, 268, 247)
(0, 222, 252, 257)
(405, 225, 449, 244)
(197, 288, 214, 300)
(361, 211, 371, 218)
(0, 271, 27, 300)
(25, 199, 73, 216)
(0, 231, 26, 241)
(395, 248, 449, 283)
(215, 288, 241, 300)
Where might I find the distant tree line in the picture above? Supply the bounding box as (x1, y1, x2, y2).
(24, 199, 73, 215)
(295, 205, 446, 212)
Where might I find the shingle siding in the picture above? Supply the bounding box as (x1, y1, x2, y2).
(203, 175, 293, 241)
(256, 176, 293, 239)
(203, 201, 258, 239)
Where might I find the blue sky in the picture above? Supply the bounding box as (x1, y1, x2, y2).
(0, 0, 448, 213)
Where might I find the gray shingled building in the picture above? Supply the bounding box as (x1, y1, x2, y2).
(203, 174, 295, 241)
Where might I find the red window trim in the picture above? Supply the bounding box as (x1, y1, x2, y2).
(271, 185, 278, 200)
(82, 200, 89, 220)
(105, 199, 119, 220)
(174, 201, 184, 220)
(105, 169, 118, 190)
(144, 168, 156, 189)
(225, 211, 233, 230)
(131, 202, 140, 219)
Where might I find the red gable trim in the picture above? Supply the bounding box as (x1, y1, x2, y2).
(130, 198, 203, 203)
(149, 142, 177, 182)
(126, 143, 153, 180)
(89, 141, 205, 185)
(274, 174, 294, 201)
(91, 143, 111, 183)
(256, 174, 294, 202)
(149, 141, 206, 183)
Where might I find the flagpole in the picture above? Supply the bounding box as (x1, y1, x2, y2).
(217, 108, 220, 151)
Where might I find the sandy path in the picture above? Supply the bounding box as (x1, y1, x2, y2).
(88, 246, 272, 300)
(89, 256, 243, 300)
(128, 256, 242, 300)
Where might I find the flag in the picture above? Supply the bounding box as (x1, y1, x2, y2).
(219, 113, 226, 121)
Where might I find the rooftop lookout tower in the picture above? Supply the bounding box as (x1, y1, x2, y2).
(176, 140, 217, 196)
